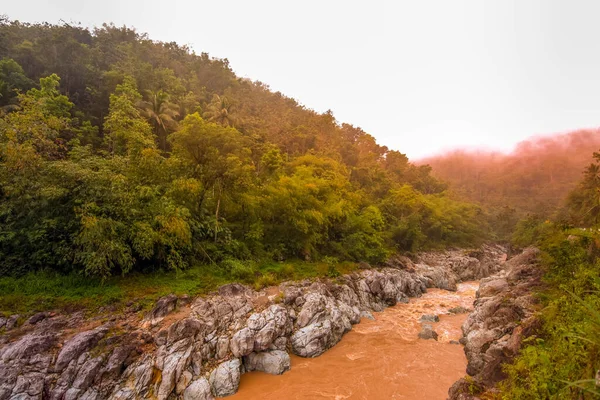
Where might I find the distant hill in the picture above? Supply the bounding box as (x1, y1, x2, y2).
(421, 129, 600, 215)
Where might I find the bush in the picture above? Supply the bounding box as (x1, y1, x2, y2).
(221, 258, 256, 282)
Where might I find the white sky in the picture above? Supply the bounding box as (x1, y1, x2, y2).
(3, 0, 600, 159)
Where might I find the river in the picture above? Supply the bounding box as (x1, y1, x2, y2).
(227, 281, 478, 400)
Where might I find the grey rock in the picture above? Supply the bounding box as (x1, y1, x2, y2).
(360, 311, 375, 320)
(184, 377, 213, 400)
(216, 336, 229, 359)
(230, 328, 254, 358)
(244, 350, 290, 375)
(290, 320, 333, 358)
(296, 293, 326, 328)
(448, 306, 470, 314)
(73, 356, 104, 390)
(419, 314, 440, 322)
(145, 294, 178, 326)
(167, 318, 204, 345)
(55, 326, 108, 372)
(418, 324, 438, 340)
(26, 312, 49, 325)
(209, 359, 241, 397)
(156, 340, 193, 400)
(1, 333, 56, 362)
(5, 315, 20, 330)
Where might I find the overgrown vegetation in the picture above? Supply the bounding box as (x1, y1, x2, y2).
(495, 150, 600, 399)
(0, 259, 358, 316)
(0, 18, 489, 283)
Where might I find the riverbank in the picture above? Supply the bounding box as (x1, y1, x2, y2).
(448, 247, 542, 399)
(0, 245, 507, 400)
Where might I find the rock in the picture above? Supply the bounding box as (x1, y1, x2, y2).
(244, 350, 291, 375)
(269, 336, 287, 351)
(184, 377, 213, 400)
(450, 340, 461, 345)
(478, 278, 508, 298)
(296, 293, 326, 328)
(176, 370, 193, 395)
(145, 294, 178, 326)
(448, 246, 542, 399)
(1, 333, 56, 362)
(418, 324, 438, 340)
(357, 262, 371, 269)
(156, 338, 193, 399)
(419, 314, 439, 322)
(55, 326, 108, 372)
(5, 314, 20, 330)
(216, 336, 229, 359)
(167, 318, 204, 345)
(209, 359, 241, 397)
(448, 306, 470, 314)
(218, 283, 248, 297)
(230, 328, 254, 358)
(154, 329, 168, 346)
(72, 356, 104, 390)
(360, 311, 375, 320)
(26, 312, 49, 325)
(12, 372, 45, 396)
(290, 320, 332, 358)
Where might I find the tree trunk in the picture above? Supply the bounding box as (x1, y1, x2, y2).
(214, 182, 222, 243)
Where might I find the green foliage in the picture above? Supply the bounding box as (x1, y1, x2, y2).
(0, 19, 488, 281)
(499, 227, 600, 398)
(567, 150, 600, 226)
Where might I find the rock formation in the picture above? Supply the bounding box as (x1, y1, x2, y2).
(0, 244, 507, 400)
(448, 247, 542, 399)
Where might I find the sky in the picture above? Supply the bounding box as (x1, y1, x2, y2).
(3, 0, 600, 159)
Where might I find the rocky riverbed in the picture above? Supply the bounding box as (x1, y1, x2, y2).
(229, 281, 479, 400)
(0, 244, 508, 400)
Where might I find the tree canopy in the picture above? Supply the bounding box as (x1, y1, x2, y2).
(0, 19, 487, 277)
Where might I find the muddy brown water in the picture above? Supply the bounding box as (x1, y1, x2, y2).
(228, 282, 478, 400)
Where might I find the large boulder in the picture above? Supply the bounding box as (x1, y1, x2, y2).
(290, 320, 333, 358)
(209, 359, 241, 397)
(243, 350, 290, 375)
(184, 377, 213, 400)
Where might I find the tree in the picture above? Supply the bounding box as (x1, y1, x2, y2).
(203, 94, 236, 127)
(0, 58, 34, 111)
(170, 113, 253, 242)
(103, 76, 155, 156)
(567, 151, 600, 226)
(137, 89, 180, 151)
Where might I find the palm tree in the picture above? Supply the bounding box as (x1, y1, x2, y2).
(202, 94, 236, 127)
(137, 90, 180, 151)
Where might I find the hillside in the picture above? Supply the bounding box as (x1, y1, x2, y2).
(0, 18, 488, 280)
(421, 129, 600, 216)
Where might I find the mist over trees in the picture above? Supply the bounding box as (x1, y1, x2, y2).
(421, 129, 600, 232)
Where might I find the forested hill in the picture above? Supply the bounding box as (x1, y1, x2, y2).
(0, 18, 488, 278)
(421, 129, 600, 216)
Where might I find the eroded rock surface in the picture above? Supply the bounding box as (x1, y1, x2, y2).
(448, 247, 542, 399)
(0, 244, 508, 399)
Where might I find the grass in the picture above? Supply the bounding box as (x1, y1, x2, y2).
(0, 259, 359, 316)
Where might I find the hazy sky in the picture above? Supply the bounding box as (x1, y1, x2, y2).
(3, 0, 600, 159)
